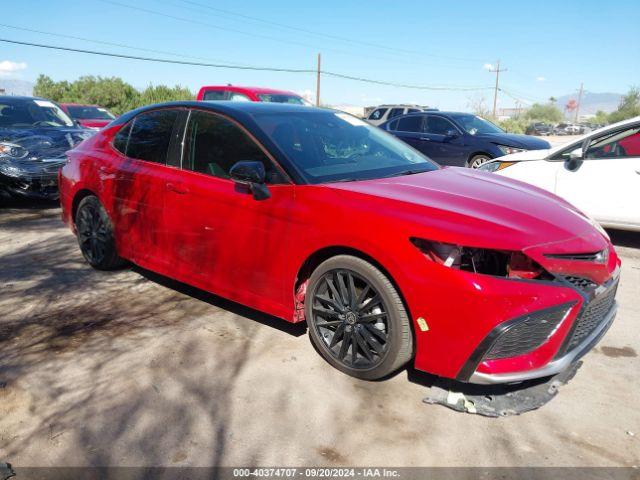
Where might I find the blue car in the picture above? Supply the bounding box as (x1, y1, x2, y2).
(380, 111, 550, 168)
(0, 96, 92, 200)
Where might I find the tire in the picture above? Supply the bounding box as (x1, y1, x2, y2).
(469, 154, 492, 169)
(75, 195, 125, 270)
(305, 255, 413, 380)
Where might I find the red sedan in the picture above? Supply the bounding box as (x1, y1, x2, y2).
(59, 101, 619, 384)
(197, 85, 308, 105)
(59, 103, 116, 130)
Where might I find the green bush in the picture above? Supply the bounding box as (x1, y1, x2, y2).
(33, 74, 194, 115)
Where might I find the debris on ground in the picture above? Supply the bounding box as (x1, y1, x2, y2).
(423, 362, 582, 417)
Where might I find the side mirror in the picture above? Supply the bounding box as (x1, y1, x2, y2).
(444, 129, 459, 140)
(565, 147, 584, 172)
(229, 161, 271, 200)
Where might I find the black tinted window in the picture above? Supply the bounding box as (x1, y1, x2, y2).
(397, 116, 423, 132)
(126, 110, 178, 164)
(184, 110, 281, 183)
(202, 90, 228, 101)
(388, 108, 405, 119)
(113, 122, 132, 154)
(424, 116, 455, 135)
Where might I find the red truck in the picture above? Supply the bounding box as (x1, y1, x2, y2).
(197, 85, 309, 105)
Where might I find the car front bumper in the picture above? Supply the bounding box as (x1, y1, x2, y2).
(468, 301, 617, 384)
(0, 158, 65, 200)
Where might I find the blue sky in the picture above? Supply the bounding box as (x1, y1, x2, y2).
(1, 0, 639, 110)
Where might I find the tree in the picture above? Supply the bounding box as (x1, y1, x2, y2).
(608, 86, 640, 124)
(467, 93, 491, 118)
(33, 74, 194, 115)
(591, 110, 609, 125)
(523, 102, 564, 124)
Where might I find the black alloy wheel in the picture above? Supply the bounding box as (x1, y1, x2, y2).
(306, 255, 412, 380)
(75, 196, 124, 270)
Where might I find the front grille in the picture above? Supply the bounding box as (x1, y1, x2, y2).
(484, 304, 572, 360)
(563, 276, 597, 292)
(566, 281, 618, 350)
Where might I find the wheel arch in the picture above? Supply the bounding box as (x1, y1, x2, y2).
(293, 245, 414, 330)
(71, 188, 98, 223)
(466, 151, 494, 167)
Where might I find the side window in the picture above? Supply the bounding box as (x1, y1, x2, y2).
(202, 90, 228, 101)
(388, 108, 404, 120)
(113, 121, 132, 154)
(387, 119, 399, 131)
(183, 110, 283, 183)
(424, 116, 456, 135)
(585, 126, 640, 159)
(126, 109, 179, 164)
(368, 108, 387, 121)
(229, 92, 251, 102)
(396, 115, 423, 133)
(408, 108, 421, 114)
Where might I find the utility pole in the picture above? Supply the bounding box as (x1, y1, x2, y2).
(574, 82, 584, 123)
(316, 53, 321, 107)
(490, 60, 507, 119)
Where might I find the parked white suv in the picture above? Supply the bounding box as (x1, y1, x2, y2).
(365, 105, 434, 126)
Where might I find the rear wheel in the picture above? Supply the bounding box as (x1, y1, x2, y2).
(469, 154, 492, 169)
(75, 196, 124, 270)
(305, 255, 413, 380)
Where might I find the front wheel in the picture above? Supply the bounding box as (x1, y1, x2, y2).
(305, 255, 413, 380)
(75, 195, 125, 270)
(469, 154, 493, 169)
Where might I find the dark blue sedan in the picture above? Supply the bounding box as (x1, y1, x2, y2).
(380, 111, 550, 168)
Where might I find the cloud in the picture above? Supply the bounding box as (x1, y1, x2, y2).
(536, 76, 546, 82)
(0, 60, 27, 77)
(482, 63, 494, 71)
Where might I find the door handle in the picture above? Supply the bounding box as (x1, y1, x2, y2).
(99, 165, 116, 174)
(636, 170, 640, 175)
(166, 182, 189, 194)
(419, 137, 431, 141)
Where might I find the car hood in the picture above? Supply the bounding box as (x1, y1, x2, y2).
(493, 148, 552, 162)
(329, 167, 607, 254)
(474, 132, 550, 150)
(0, 127, 92, 160)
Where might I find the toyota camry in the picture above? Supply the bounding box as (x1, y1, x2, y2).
(59, 102, 620, 384)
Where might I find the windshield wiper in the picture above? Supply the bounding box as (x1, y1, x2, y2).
(383, 169, 424, 178)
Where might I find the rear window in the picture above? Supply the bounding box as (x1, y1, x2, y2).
(67, 106, 115, 120)
(126, 109, 179, 164)
(257, 94, 305, 105)
(202, 90, 228, 101)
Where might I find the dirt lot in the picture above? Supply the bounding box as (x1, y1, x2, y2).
(0, 201, 639, 468)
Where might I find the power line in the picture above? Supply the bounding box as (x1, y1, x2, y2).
(0, 37, 494, 92)
(164, 0, 489, 64)
(0, 23, 248, 67)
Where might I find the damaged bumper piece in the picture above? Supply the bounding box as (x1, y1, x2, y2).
(0, 158, 65, 200)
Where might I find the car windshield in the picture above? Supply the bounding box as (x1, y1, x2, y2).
(449, 113, 504, 135)
(253, 110, 439, 183)
(0, 98, 75, 128)
(67, 105, 115, 120)
(257, 94, 308, 105)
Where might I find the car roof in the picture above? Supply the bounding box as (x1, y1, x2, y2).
(0, 95, 48, 102)
(198, 85, 300, 96)
(113, 100, 332, 125)
(60, 103, 101, 107)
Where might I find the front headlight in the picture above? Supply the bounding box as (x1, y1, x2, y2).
(479, 161, 516, 172)
(0, 142, 28, 159)
(496, 145, 527, 156)
(410, 238, 545, 280)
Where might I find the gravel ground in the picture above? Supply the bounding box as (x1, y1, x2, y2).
(0, 201, 638, 468)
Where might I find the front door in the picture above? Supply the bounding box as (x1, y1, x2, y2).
(555, 122, 640, 228)
(162, 108, 295, 311)
(421, 115, 469, 166)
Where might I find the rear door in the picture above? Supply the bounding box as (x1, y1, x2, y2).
(388, 115, 425, 151)
(109, 108, 184, 267)
(555, 122, 640, 227)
